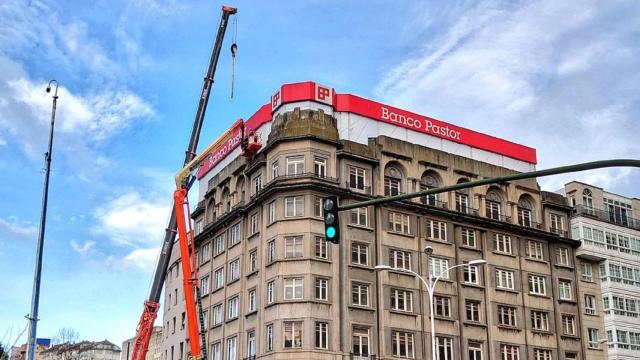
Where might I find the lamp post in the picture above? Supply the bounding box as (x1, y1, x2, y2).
(26, 80, 59, 360)
(375, 249, 486, 360)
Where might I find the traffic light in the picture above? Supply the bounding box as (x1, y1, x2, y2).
(323, 196, 340, 244)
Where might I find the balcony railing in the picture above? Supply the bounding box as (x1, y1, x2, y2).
(351, 354, 376, 360)
(550, 227, 569, 237)
(242, 356, 256, 360)
(419, 197, 449, 210)
(349, 185, 372, 195)
(454, 205, 480, 216)
(574, 205, 640, 231)
(486, 212, 511, 223)
(518, 219, 543, 230)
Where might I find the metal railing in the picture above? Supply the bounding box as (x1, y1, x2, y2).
(550, 227, 569, 237)
(419, 197, 449, 209)
(486, 212, 511, 223)
(350, 354, 376, 360)
(574, 205, 640, 231)
(518, 219, 543, 230)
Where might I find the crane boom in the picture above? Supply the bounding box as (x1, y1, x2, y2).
(130, 6, 237, 360)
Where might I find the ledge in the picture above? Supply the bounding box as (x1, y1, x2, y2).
(348, 305, 375, 312)
(491, 250, 517, 258)
(497, 325, 521, 331)
(390, 309, 417, 317)
(463, 321, 487, 328)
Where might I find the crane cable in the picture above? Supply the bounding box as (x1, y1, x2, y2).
(230, 14, 238, 98)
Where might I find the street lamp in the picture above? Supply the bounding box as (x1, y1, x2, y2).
(375, 254, 486, 360)
(26, 80, 59, 360)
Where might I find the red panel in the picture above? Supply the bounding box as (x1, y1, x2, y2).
(335, 94, 537, 164)
(196, 120, 243, 179)
(245, 104, 272, 131)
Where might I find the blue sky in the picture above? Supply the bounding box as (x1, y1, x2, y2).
(1, 0, 639, 347)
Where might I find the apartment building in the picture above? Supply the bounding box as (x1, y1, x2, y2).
(563, 182, 640, 360)
(161, 81, 599, 360)
(122, 327, 163, 360)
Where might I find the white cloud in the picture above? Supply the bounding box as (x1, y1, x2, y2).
(117, 246, 160, 272)
(0, 216, 37, 240)
(92, 192, 170, 247)
(376, 0, 640, 196)
(70, 239, 96, 257)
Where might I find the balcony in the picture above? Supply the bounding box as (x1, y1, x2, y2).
(486, 212, 511, 223)
(549, 227, 569, 237)
(518, 219, 543, 230)
(242, 356, 256, 360)
(573, 205, 640, 231)
(454, 205, 480, 216)
(419, 197, 449, 210)
(351, 354, 376, 360)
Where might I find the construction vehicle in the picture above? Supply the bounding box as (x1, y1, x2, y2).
(130, 6, 237, 360)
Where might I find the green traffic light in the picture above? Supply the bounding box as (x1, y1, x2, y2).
(326, 226, 336, 238)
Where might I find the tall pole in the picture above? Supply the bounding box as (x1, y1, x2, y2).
(425, 248, 437, 360)
(26, 80, 58, 360)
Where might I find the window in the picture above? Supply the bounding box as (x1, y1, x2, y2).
(352, 243, 369, 266)
(352, 283, 369, 306)
(315, 322, 328, 349)
(181, 312, 185, 330)
(456, 193, 470, 213)
(464, 264, 480, 285)
(268, 201, 276, 224)
(265, 324, 274, 352)
(550, 213, 564, 234)
(558, 280, 572, 300)
(561, 314, 575, 335)
(267, 240, 276, 263)
(284, 278, 303, 300)
(434, 296, 451, 317)
(248, 289, 256, 312)
(349, 166, 366, 191)
(215, 234, 225, 255)
(247, 331, 256, 357)
(284, 321, 303, 348)
(313, 196, 322, 217)
(286, 155, 304, 175)
(391, 331, 414, 358)
(199, 242, 211, 264)
(517, 206, 532, 227)
(391, 288, 413, 312)
(531, 310, 549, 331)
(250, 213, 258, 234)
(429, 257, 450, 279)
(486, 199, 501, 220)
(427, 220, 447, 241)
(500, 345, 519, 360)
(272, 160, 279, 179)
(461, 228, 476, 247)
(588, 328, 599, 349)
(229, 259, 240, 281)
(584, 294, 596, 315)
(468, 342, 482, 360)
(172, 317, 176, 334)
(214, 268, 224, 289)
(266, 280, 275, 304)
(352, 327, 370, 357)
(249, 250, 258, 273)
(390, 249, 411, 270)
(315, 278, 328, 301)
(284, 196, 304, 217)
(253, 175, 262, 194)
(202, 309, 208, 328)
(384, 176, 402, 197)
(526, 241, 544, 260)
(213, 303, 222, 326)
(582, 262, 593, 282)
(388, 212, 410, 234)
(494, 234, 512, 254)
(314, 157, 326, 177)
(315, 236, 328, 259)
(436, 336, 452, 360)
(496, 269, 515, 290)
(466, 300, 481, 322)
(556, 247, 569, 266)
(229, 223, 240, 246)
(533, 349, 551, 360)
(226, 336, 237, 360)
(211, 342, 221, 360)
(200, 275, 210, 295)
(227, 296, 238, 319)
(498, 305, 517, 326)
(350, 207, 367, 226)
(528, 275, 546, 295)
(285, 236, 303, 258)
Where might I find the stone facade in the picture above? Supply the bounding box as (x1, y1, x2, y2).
(121, 327, 162, 360)
(39, 341, 120, 360)
(160, 108, 604, 360)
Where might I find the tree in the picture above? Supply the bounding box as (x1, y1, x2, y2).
(0, 343, 9, 360)
(51, 328, 79, 346)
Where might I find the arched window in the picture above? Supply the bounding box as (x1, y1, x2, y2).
(222, 188, 231, 213)
(384, 163, 404, 196)
(207, 198, 216, 224)
(455, 178, 471, 213)
(236, 178, 245, 205)
(582, 189, 594, 214)
(517, 196, 534, 227)
(420, 171, 441, 206)
(485, 188, 503, 220)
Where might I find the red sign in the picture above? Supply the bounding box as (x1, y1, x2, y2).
(196, 120, 243, 179)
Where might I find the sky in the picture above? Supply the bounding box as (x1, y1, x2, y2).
(1, 0, 639, 348)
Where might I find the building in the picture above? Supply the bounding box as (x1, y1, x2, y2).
(562, 182, 640, 360)
(161, 81, 600, 359)
(10, 339, 51, 360)
(121, 327, 163, 360)
(40, 341, 120, 360)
